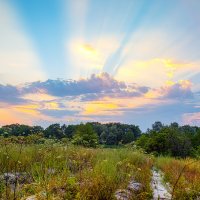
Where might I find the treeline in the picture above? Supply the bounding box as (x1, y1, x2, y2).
(136, 122, 200, 158)
(0, 122, 141, 145)
(0, 121, 200, 157)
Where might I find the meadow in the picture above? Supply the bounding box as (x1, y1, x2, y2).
(0, 139, 199, 200)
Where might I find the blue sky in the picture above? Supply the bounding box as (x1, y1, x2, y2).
(0, 0, 200, 130)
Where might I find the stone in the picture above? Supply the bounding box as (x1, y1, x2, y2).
(151, 169, 172, 200)
(26, 195, 37, 200)
(115, 189, 132, 200)
(0, 172, 33, 185)
(127, 181, 143, 192)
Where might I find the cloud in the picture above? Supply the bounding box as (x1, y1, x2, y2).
(161, 80, 193, 99)
(0, 72, 199, 129)
(0, 84, 25, 105)
(23, 73, 149, 99)
(183, 112, 200, 126)
(115, 58, 196, 88)
(66, 35, 121, 78)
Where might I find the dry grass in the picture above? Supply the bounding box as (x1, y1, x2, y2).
(0, 142, 153, 200)
(156, 157, 200, 199)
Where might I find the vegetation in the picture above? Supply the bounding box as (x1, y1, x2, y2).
(0, 121, 199, 157)
(0, 121, 200, 199)
(136, 121, 200, 158)
(0, 140, 153, 200)
(0, 122, 141, 146)
(156, 157, 200, 199)
(72, 123, 98, 147)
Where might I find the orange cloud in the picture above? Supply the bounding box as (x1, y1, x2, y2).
(115, 58, 194, 88)
(12, 104, 40, 118)
(82, 93, 169, 117)
(83, 101, 119, 115)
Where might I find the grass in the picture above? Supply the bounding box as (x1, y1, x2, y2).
(1, 139, 200, 200)
(0, 141, 153, 200)
(155, 156, 200, 200)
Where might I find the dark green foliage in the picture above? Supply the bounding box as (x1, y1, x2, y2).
(0, 122, 141, 145)
(0, 124, 43, 137)
(122, 130, 135, 144)
(136, 122, 200, 158)
(44, 123, 64, 139)
(1, 121, 199, 157)
(61, 124, 77, 138)
(89, 122, 141, 145)
(106, 132, 118, 145)
(152, 121, 164, 132)
(72, 123, 98, 147)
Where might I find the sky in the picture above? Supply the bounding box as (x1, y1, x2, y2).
(0, 0, 200, 131)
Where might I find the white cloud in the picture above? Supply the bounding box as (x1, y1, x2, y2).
(66, 35, 121, 78)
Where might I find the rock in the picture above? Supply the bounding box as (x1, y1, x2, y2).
(0, 172, 33, 185)
(115, 189, 132, 200)
(26, 195, 37, 200)
(47, 168, 56, 175)
(151, 169, 172, 200)
(127, 181, 143, 192)
(115, 180, 143, 200)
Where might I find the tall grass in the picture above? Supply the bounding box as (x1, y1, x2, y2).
(0, 141, 153, 200)
(155, 157, 200, 199)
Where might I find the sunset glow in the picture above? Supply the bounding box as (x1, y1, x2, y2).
(0, 0, 200, 130)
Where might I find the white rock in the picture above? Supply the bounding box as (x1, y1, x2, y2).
(151, 169, 172, 200)
(115, 189, 131, 200)
(26, 195, 37, 200)
(128, 181, 143, 192)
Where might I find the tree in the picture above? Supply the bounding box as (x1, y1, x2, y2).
(72, 123, 98, 147)
(152, 121, 163, 132)
(106, 132, 117, 145)
(62, 124, 77, 138)
(170, 122, 179, 128)
(32, 126, 44, 134)
(122, 130, 135, 144)
(100, 131, 107, 144)
(44, 124, 63, 139)
(136, 125, 193, 158)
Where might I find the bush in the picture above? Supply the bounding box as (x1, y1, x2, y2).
(72, 123, 98, 147)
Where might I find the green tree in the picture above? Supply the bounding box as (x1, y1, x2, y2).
(44, 123, 63, 139)
(122, 130, 135, 144)
(72, 123, 98, 147)
(106, 132, 117, 145)
(152, 121, 163, 132)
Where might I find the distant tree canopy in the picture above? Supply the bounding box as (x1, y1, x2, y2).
(44, 123, 64, 139)
(72, 123, 98, 147)
(0, 122, 140, 145)
(88, 122, 141, 145)
(0, 124, 44, 137)
(0, 121, 200, 157)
